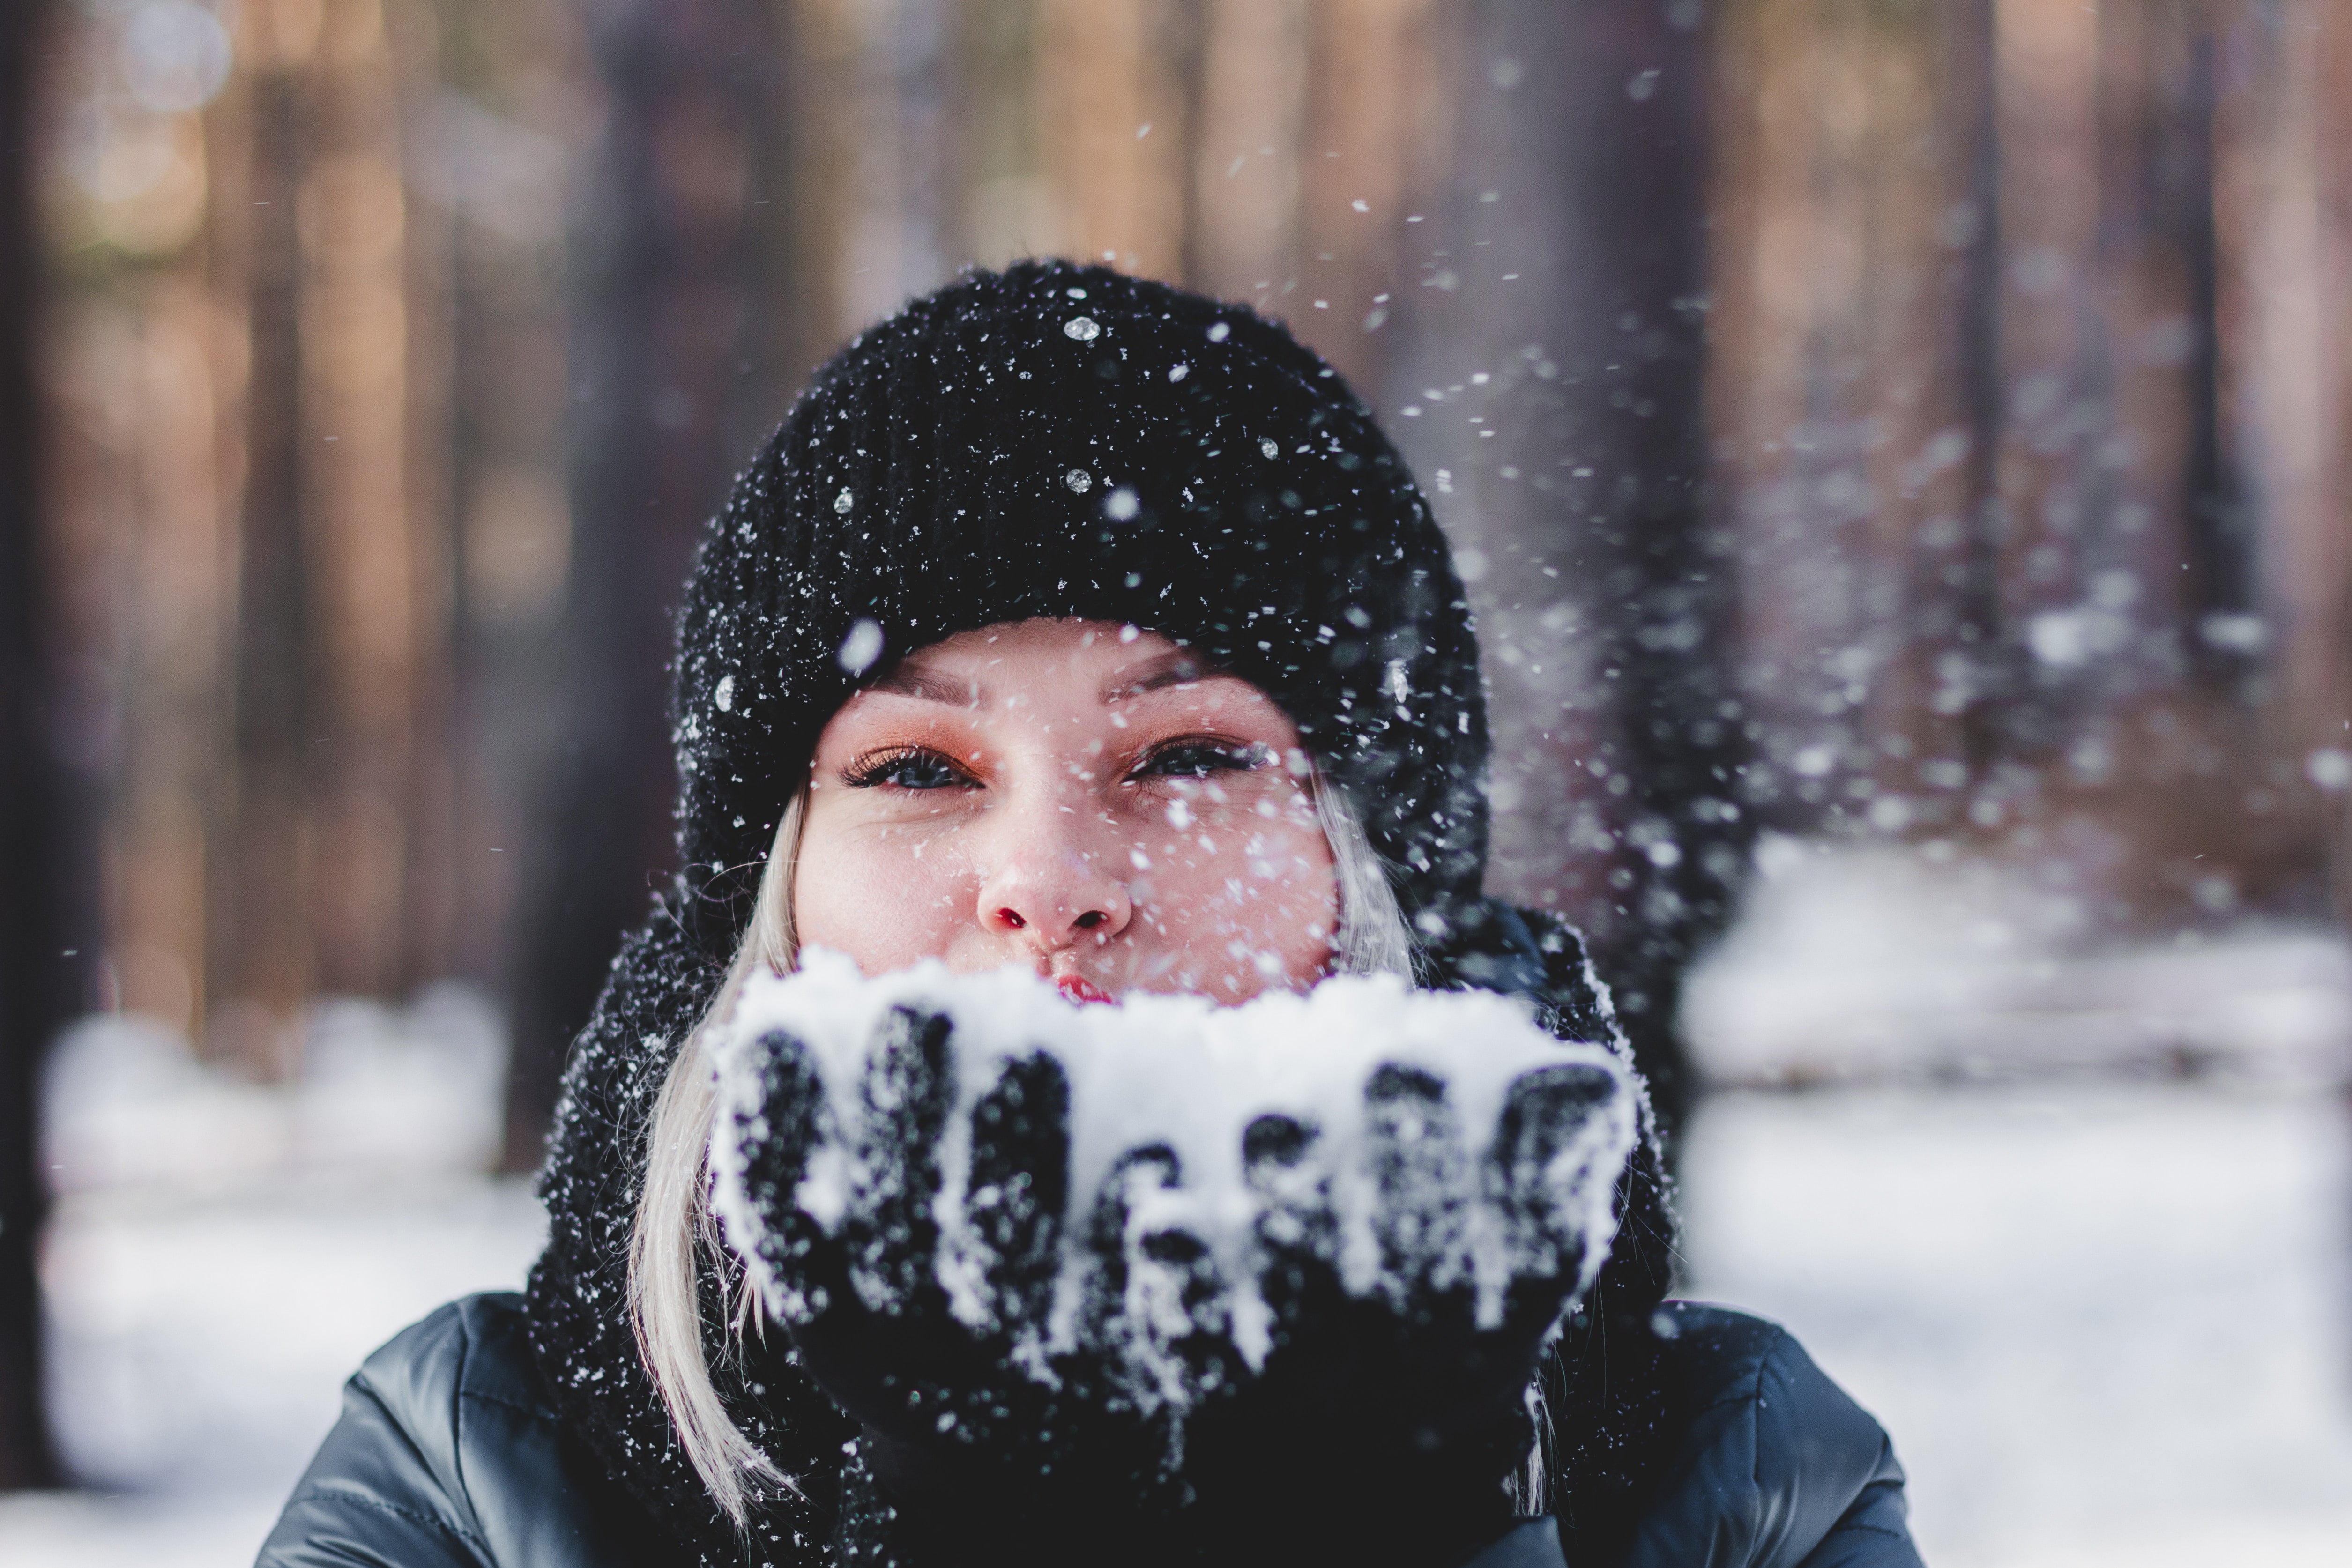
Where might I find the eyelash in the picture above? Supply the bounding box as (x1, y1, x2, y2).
(840, 737, 1272, 791)
(1133, 737, 1273, 781)
(842, 746, 970, 791)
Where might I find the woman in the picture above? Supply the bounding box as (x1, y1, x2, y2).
(259, 262, 1921, 1568)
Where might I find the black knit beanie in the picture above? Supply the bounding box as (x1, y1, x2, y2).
(672, 259, 1499, 959)
(526, 261, 1676, 1566)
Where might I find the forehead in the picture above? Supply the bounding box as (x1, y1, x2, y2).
(892, 618, 1188, 681)
(843, 617, 1302, 739)
(871, 619, 1232, 709)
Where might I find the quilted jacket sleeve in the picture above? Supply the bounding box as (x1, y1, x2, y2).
(1617, 1305, 1927, 1568)
(255, 1293, 646, 1568)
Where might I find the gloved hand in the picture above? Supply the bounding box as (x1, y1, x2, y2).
(709, 953, 1635, 1567)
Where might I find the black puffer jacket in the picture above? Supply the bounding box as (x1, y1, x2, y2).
(257, 1293, 1920, 1568)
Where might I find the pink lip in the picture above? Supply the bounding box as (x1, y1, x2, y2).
(1056, 974, 1113, 1006)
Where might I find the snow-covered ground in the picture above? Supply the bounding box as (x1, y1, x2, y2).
(1681, 1083, 2352, 1566)
(1684, 839, 2352, 1089)
(1676, 846, 2352, 1562)
(7, 990, 546, 1568)
(7, 864, 2352, 1565)
(11, 1179, 546, 1568)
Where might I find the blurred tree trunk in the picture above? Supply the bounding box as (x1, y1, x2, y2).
(1711, 0, 2328, 926)
(1, 0, 71, 1493)
(2214, 0, 2352, 915)
(214, 56, 316, 1068)
(1708, 1, 2006, 845)
(203, 5, 455, 1068)
(1390, 0, 1739, 1140)
(502, 0, 796, 1169)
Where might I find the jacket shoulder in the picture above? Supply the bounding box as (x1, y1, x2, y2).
(1617, 1304, 1925, 1568)
(257, 1293, 655, 1568)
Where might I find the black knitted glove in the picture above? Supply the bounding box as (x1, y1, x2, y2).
(710, 959, 1634, 1568)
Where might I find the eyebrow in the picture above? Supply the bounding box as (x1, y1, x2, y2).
(1099, 651, 1218, 704)
(861, 667, 982, 706)
(861, 648, 1231, 708)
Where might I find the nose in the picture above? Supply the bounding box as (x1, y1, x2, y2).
(976, 806, 1134, 951)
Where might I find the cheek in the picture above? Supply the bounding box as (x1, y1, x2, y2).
(791, 813, 976, 974)
(1140, 813, 1339, 995)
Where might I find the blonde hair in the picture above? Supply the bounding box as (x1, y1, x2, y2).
(628, 775, 1413, 1523)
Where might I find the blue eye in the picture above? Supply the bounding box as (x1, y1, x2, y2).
(1139, 741, 1271, 780)
(846, 748, 968, 790)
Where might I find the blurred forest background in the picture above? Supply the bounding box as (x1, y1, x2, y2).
(5, 1, 2352, 1560)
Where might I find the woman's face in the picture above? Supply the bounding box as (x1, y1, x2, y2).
(794, 618, 1339, 1003)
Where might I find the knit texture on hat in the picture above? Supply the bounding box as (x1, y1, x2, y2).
(671, 259, 1490, 949)
(524, 261, 1678, 1564)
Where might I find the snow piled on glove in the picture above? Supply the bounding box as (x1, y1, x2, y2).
(708, 952, 1635, 1394)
